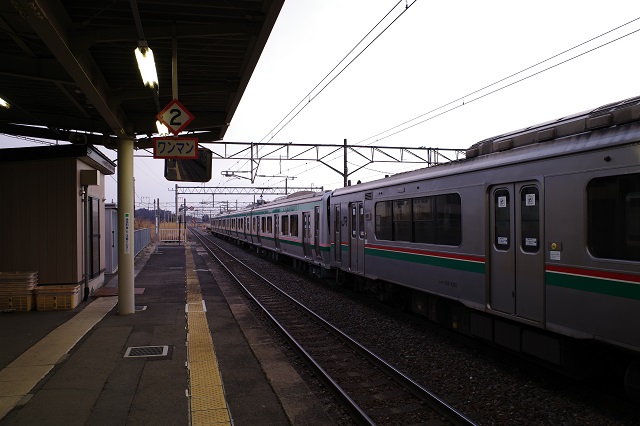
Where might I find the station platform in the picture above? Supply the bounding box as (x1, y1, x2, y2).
(0, 242, 332, 425)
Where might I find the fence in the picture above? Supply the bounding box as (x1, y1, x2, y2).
(158, 228, 186, 243)
(134, 228, 151, 256)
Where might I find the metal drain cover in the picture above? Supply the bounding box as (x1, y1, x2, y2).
(124, 345, 169, 358)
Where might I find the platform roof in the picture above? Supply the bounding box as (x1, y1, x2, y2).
(0, 144, 116, 174)
(0, 0, 284, 149)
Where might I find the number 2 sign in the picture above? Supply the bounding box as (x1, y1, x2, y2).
(157, 99, 195, 135)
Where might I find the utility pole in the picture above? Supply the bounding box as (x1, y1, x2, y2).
(343, 138, 348, 187)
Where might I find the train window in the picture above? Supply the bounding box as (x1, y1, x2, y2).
(306, 214, 312, 239)
(359, 204, 365, 239)
(375, 201, 393, 241)
(334, 205, 342, 261)
(267, 216, 273, 234)
(393, 199, 412, 242)
(261, 217, 266, 233)
(588, 173, 640, 261)
(414, 197, 436, 244)
(494, 189, 511, 250)
(351, 204, 357, 239)
(376, 195, 461, 245)
(521, 187, 539, 253)
(436, 194, 462, 246)
(253, 217, 256, 232)
(282, 215, 289, 235)
(290, 215, 299, 237)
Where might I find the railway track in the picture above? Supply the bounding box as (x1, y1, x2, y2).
(191, 229, 475, 426)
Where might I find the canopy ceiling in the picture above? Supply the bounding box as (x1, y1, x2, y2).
(0, 0, 284, 149)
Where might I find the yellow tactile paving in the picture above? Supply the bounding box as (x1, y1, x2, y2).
(185, 245, 231, 426)
(191, 392, 227, 411)
(191, 408, 230, 425)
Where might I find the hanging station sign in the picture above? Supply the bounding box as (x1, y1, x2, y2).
(153, 137, 199, 159)
(153, 99, 198, 159)
(156, 99, 195, 135)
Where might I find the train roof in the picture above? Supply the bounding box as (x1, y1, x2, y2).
(214, 190, 328, 218)
(466, 94, 640, 157)
(333, 94, 640, 196)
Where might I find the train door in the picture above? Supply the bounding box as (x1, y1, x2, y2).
(274, 215, 281, 250)
(243, 216, 247, 240)
(348, 202, 365, 274)
(302, 212, 312, 258)
(314, 206, 321, 260)
(256, 215, 261, 245)
(334, 205, 342, 263)
(489, 182, 544, 322)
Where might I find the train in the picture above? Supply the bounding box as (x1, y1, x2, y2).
(210, 95, 640, 397)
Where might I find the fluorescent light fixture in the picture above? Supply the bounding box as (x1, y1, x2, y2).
(134, 44, 158, 88)
(0, 97, 9, 108)
(156, 120, 169, 135)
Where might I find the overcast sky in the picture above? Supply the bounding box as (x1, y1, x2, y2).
(3, 1, 640, 214)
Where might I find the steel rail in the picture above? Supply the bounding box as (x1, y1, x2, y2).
(191, 228, 476, 425)
(190, 229, 375, 425)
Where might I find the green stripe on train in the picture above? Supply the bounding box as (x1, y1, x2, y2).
(366, 247, 485, 274)
(546, 272, 640, 300)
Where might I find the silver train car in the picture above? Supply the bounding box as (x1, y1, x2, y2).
(212, 190, 332, 271)
(212, 96, 640, 390)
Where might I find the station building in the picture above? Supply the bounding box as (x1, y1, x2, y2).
(0, 144, 116, 302)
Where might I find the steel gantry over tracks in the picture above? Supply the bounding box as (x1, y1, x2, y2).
(172, 184, 324, 218)
(176, 186, 322, 196)
(197, 139, 466, 185)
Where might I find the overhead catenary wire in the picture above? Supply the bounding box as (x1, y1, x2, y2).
(215, 10, 640, 206)
(261, 16, 640, 186)
(258, 0, 417, 145)
(357, 16, 640, 145)
(227, 0, 419, 181)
